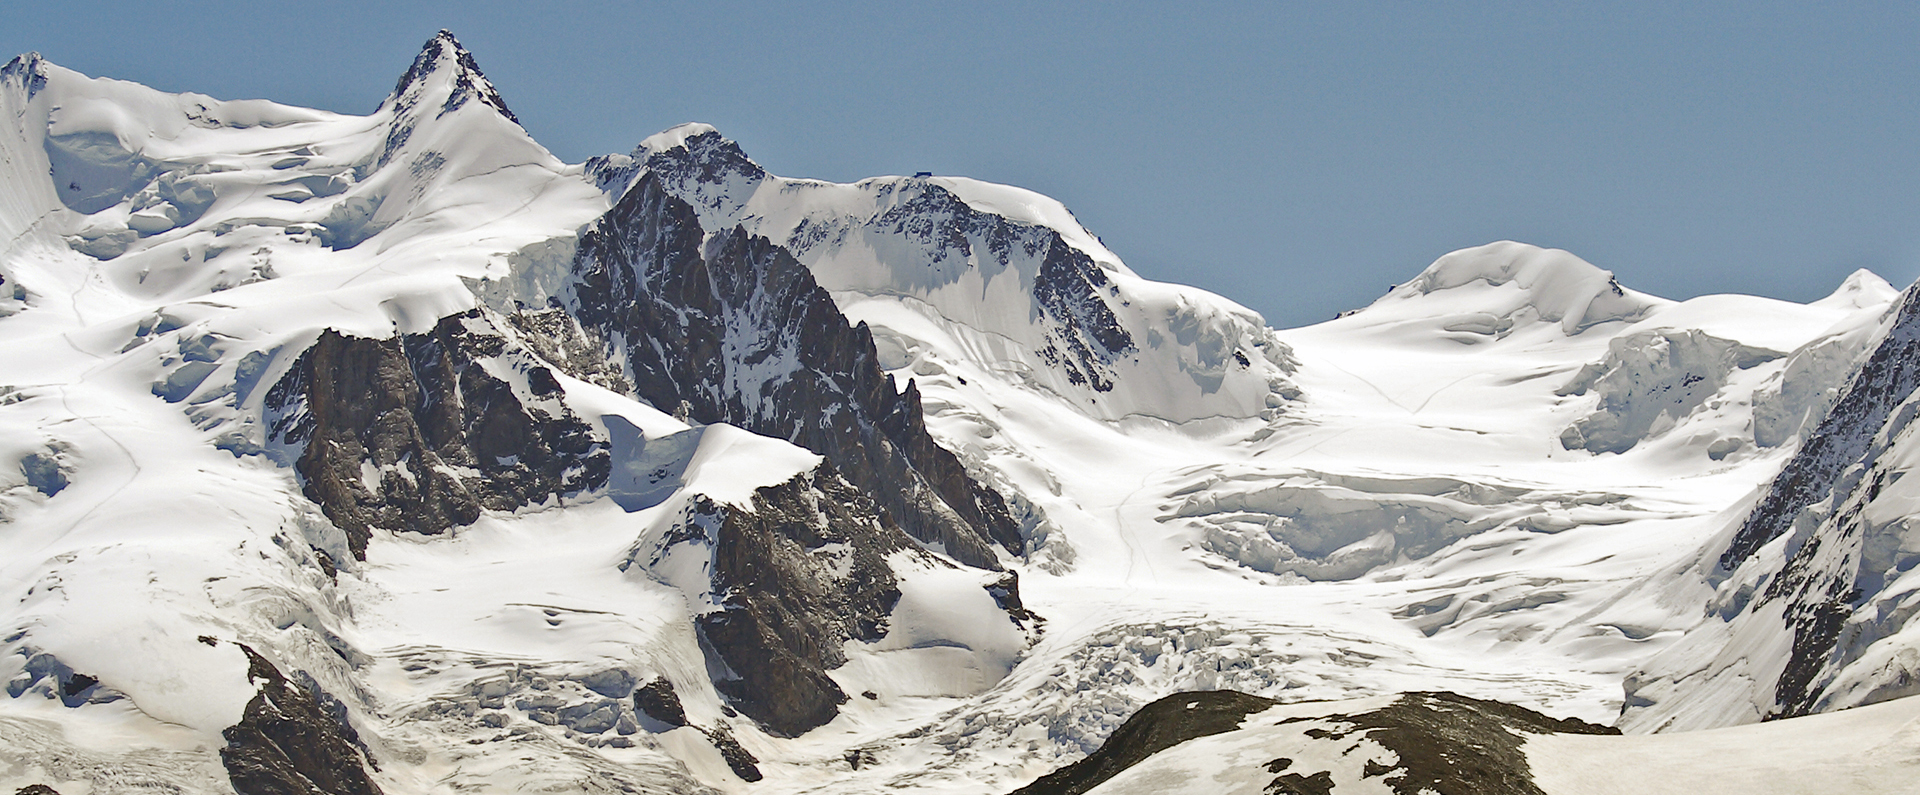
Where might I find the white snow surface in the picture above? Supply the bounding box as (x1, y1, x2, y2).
(2, 39, 1917, 795)
(1527, 693, 1920, 795)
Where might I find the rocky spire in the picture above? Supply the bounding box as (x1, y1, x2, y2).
(379, 30, 518, 125)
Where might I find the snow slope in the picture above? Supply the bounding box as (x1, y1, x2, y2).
(1620, 278, 1920, 733)
(768, 240, 1897, 793)
(0, 35, 1005, 795)
(1529, 693, 1920, 795)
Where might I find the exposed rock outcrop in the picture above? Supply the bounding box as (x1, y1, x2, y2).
(1722, 285, 1920, 719)
(633, 463, 915, 736)
(221, 645, 382, 795)
(372, 31, 518, 171)
(570, 170, 1017, 568)
(1011, 689, 1278, 795)
(383, 30, 518, 125)
(1288, 692, 1617, 795)
(701, 726, 763, 782)
(266, 309, 608, 558)
(1032, 234, 1135, 393)
(1721, 286, 1920, 571)
(1012, 690, 1617, 795)
(631, 678, 687, 727)
(627, 128, 1140, 398)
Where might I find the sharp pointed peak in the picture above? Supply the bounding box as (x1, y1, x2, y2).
(382, 29, 518, 125)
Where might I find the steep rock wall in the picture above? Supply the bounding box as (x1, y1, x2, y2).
(265, 309, 608, 558)
(569, 171, 1018, 569)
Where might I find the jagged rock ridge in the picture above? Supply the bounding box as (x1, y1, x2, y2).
(1623, 282, 1920, 730)
(607, 127, 1145, 398)
(1721, 285, 1920, 572)
(385, 31, 518, 124)
(567, 169, 1020, 569)
(646, 465, 913, 736)
(1721, 283, 1920, 719)
(265, 309, 608, 558)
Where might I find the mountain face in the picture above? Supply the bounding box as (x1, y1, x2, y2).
(562, 169, 1019, 569)
(1620, 281, 1920, 732)
(603, 123, 1298, 425)
(3, 30, 1920, 795)
(266, 311, 609, 560)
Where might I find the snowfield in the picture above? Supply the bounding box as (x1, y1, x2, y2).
(2, 32, 1917, 795)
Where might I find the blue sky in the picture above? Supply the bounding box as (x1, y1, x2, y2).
(11, 2, 1919, 328)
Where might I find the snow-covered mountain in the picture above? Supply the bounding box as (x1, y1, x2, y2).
(1619, 277, 1920, 732)
(3, 31, 1918, 795)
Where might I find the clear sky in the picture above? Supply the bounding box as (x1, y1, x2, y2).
(10, 2, 1919, 328)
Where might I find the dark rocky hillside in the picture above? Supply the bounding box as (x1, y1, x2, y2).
(568, 170, 1020, 569)
(265, 310, 608, 559)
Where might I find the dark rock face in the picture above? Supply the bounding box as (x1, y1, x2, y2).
(1264, 766, 1335, 795)
(570, 170, 1018, 568)
(1288, 692, 1615, 795)
(1032, 235, 1135, 393)
(701, 726, 763, 782)
(15, 785, 61, 795)
(1011, 689, 1278, 795)
(985, 571, 1044, 631)
(503, 307, 631, 394)
(266, 309, 608, 558)
(638, 130, 1139, 398)
(646, 464, 911, 737)
(1703, 284, 1920, 719)
(1722, 286, 1920, 572)
(1011, 690, 1615, 795)
(370, 30, 518, 173)
(385, 30, 518, 124)
(629, 129, 765, 215)
(221, 645, 383, 795)
(631, 678, 687, 727)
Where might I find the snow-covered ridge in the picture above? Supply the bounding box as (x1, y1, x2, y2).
(611, 124, 1299, 425)
(1362, 240, 1664, 336)
(1, 31, 1040, 793)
